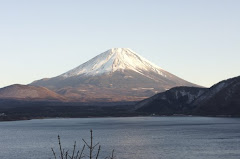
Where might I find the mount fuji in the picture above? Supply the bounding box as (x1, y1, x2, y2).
(31, 48, 198, 102)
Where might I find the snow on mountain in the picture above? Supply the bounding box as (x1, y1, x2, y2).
(61, 48, 166, 79)
(31, 48, 198, 102)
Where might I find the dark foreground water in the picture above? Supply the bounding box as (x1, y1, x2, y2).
(0, 117, 240, 159)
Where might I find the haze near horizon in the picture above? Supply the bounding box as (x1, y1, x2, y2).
(0, 0, 240, 88)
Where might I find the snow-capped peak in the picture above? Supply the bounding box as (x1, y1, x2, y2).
(61, 48, 166, 78)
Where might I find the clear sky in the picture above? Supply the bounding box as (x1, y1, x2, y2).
(0, 0, 239, 88)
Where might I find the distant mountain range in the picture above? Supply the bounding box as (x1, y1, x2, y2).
(0, 48, 239, 118)
(0, 84, 65, 101)
(136, 76, 240, 116)
(30, 48, 197, 102)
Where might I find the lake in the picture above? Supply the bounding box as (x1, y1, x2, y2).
(0, 117, 240, 159)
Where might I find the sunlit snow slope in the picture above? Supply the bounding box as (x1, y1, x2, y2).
(61, 48, 166, 80)
(32, 48, 198, 102)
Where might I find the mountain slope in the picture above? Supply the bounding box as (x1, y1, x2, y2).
(0, 84, 65, 101)
(192, 76, 240, 115)
(32, 48, 198, 102)
(135, 87, 207, 114)
(135, 76, 240, 116)
(60, 48, 169, 78)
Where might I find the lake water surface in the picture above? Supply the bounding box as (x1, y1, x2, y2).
(0, 117, 240, 159)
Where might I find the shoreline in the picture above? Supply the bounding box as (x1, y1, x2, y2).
(1, 114, 239, 122)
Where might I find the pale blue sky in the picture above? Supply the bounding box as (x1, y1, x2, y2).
(0, 0, 239, 88)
